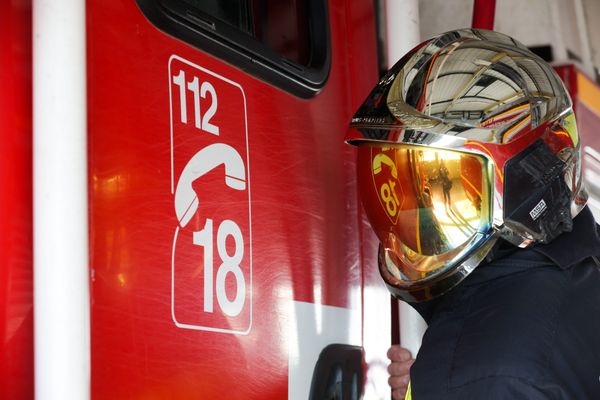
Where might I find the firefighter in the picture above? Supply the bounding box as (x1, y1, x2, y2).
(347, 29, 600, 399)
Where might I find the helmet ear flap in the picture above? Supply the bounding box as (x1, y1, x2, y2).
(502, 140, 573, 245)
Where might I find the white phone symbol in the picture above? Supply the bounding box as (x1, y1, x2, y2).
(174, 143, 246, 228)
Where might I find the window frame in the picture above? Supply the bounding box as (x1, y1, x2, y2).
(135, 0, 331, 98)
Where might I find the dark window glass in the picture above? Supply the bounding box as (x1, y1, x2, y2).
(179, 1, 254, 35)
(136, 0, 330, 97)
(251, 1, 312, 66)
(178, 0, 312, 66)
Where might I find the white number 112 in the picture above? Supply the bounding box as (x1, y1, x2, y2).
(172, 70, 220, 135)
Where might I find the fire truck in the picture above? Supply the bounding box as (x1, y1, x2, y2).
(2, 0, 600, 399)
(2, 0, 389, 398)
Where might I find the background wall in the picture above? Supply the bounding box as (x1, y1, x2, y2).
(419, 0, 599, 81)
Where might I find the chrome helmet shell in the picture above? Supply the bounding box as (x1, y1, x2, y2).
(347, 29, 587, 301)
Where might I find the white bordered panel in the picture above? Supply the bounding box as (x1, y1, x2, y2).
(169, 55, 252, 335)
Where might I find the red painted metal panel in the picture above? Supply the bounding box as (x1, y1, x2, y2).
(87, 0, 386, 398)
(578, 101, 600, 149)
(472, 0, 496, 30)
(0, 1, 34, 398)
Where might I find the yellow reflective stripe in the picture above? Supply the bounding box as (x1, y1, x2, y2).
(563, 113, 579, 146)
(464, 141, 504, 183)
(500, 114, 531, 142)
(460, 173, 482, 198)
(578, 71, 600, 118)
(416, 209, 422, 254)
(405, 381, 412, 400)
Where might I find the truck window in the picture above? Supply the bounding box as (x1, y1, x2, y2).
(136, 0, 330, 98)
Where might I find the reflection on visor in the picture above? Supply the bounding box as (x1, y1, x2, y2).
(358, 143, 493, 282)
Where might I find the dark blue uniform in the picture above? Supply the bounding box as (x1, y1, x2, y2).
(411, 207, 600, 399)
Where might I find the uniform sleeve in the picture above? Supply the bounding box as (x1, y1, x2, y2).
(445, 376, 567, 400)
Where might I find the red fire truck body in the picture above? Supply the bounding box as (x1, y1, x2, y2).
(1, 1, 391, 398)
(3, 1, 600, 399)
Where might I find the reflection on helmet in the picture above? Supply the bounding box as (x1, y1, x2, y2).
(347, 29, 587, 302)
(358, 143, 493, 297)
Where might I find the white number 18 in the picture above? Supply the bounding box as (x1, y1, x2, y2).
(193, 218, 246, 317)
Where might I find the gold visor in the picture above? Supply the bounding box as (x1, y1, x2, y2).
(357, 143, 493, 283)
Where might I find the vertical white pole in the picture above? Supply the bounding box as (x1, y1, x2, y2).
(549, 0, 569, 63)
(384, 0, 428, 358)
(573, 0, 595, 77)
(398, 301, 427, 358)
(33, 0, 90, 399)
(385, 0, 421, 66)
